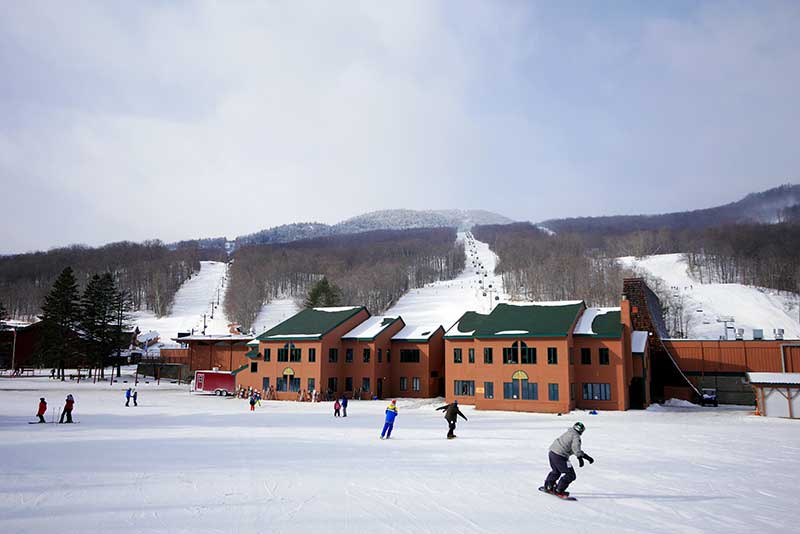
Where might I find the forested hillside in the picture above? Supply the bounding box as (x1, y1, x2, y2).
(224, 228, 465, 330)
(0, 241, 227, 321)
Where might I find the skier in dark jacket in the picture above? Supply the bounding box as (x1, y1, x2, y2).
(436, 400, 467, 439)
(543, 422, 594, 497)
(125, 388, 132, 407)
(341, 396, 348, 417)
(132, 388, 138, 407)
(36, 398, 47, 423)
(59, 394, 75, 423)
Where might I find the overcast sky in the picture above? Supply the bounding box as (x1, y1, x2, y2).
(1, 1, 798, 254)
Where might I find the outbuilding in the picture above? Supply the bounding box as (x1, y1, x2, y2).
(746, 372, 800, 419)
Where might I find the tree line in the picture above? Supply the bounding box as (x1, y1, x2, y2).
(224, 228, 465, 330)
(0, 240, 227, 321)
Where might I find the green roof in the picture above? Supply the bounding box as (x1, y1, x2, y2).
(231, 363, 249, 375)
(587, 310, 622, 337)
(257, 306, 367, 341)
(445, 302, 585, 339)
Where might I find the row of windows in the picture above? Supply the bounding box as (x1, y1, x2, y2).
(263, 347, 394, 364)
(259, 376, 315, 393)
(399, 376, 422, 392)
(454, 379, 612, 402)
(454, 344, 559, 365)
(580, 347, 610, 365)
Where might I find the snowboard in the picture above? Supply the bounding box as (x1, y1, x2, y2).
(447, 435, 457, 439)
(538, 486, 576, 501)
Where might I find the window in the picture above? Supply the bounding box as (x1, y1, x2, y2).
(345, 377, 353, 392)
(378, 348, 382, 363)
(454, 348, 462, 364)
(345, 348, 353, 363)
(412, 377, 420, 392)
(581, 347, 591, 365)
(583, 383, 611, 401)
(507, 380, 538, 400)
(386, 349, 391, 363)
(277, 376, 287, 391)
(547, 347, 558, 365)
(400, 349, 420, 363)
(290, 347, 302, 362)
(599, 348, 610, 365)
(328, 348, 339, 363)
(362, 377, 370, 392)
(484, 381, 494, 399)
(327, 377, 337, 393)
(289, 377, 300, 392)
(503, 382, 517, 399)
(262, 377, 270, 390)
(250, 362, 258, 373)
(363, 348, 371, 363)
(277, 348, 289, 362)
(503, 347, 518, 365)
(454, 380, 475, 396)
(484, 347, 493, 364)
(548, 383, 559, 401)
(522, 381, 538, 400)
(570, 382, 576, 401)
(308, 377, 315, 392)
(308, 348, 316, 363)
(400, 376, 408, 391)
(521, 345, 536, 364)
(263, 348, 271, 362)
(468, 348, 475, 363)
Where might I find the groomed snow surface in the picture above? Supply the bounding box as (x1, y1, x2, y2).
(619, 254, 800, 339)
(2, 372, 799, 534)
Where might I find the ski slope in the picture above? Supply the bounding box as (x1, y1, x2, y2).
(1, 373, 798, 534)
(386, 232, 508, 329)
(251, 298, 301, 337)
(130, 261, 231, 342)
(619, 254, 800, 340)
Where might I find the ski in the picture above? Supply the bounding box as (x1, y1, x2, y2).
(28, 421, 51, 424)
(538, 486, 577, 501)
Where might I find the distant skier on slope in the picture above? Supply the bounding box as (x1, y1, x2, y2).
(436, 399, 467, 439)
(543, 422, 594, 497)
(380, 399, 398, 439)
(249, 394, 257, 412)
(36, 397, 47, 423)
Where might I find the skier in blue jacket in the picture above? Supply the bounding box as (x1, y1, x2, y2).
(125, 387, 132, 407)
(381, 400, 398, 439)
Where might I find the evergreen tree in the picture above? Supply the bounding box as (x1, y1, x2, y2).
(80, 273, 119, 377)
(0, 301, 8, 323)
(112, 287, 133, 377)
(39, 267, 81, 379)
(304, 277, 342, 308)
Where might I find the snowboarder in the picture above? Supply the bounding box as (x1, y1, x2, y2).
(249, 394, 257, 411)
(333, 399, 341, 417)
(125, 387, 132, 407)
(436, 400, 467, 439)
(132, 388, 138, 407)
(542, 422, 594, 497)
(341, 396, 348, 417)
(59, 394, 75, 423)
(381, 399, 398, 439)
(36, 397, 47, 423)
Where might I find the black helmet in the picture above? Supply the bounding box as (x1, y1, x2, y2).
(40, 397, 45, 401)
(573, 422, 585, 434)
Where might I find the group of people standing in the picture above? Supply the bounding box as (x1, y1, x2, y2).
(124, 387, 138, 407)
(34, 394, 75, 424)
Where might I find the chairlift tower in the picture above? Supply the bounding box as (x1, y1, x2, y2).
(716, 316, 735, 340)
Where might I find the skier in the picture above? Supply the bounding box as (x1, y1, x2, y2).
(132, 388, 138, 407)
(125, 387, 132, 407)
(341, 396, 348, 417)
(543, 422, 594, 497)
(436, 400, 467, 439)
(36, 397, 47, 423)
(380, 399, 398, 439)
(59, 394, 75, 423)
(249, 394, 257, 412)
(333, 399, 341, 417)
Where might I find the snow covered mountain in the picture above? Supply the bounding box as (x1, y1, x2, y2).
(235, 209, 513, 247)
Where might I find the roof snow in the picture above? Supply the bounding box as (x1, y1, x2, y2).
(392, 325, 442, 341)
(342, 316, 400, 340)
(313, 306, 361, 312)
(494, 330, 529, 335)
(746, 372, 800, 385)
(632, 331, 649, 354)
(573, 307, 620, 335)
(172, 334, 253, 342)
(504, 300, 583, 307)
(137, 330, 160, 343)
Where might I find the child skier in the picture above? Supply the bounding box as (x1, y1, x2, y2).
(436, 399, 468, 439)
(334, 399, 341, 417)
(542, 422, 594, 498)
(249, 394, 257, 411)
(380, 400, 398, 439)
(132, 388, 138, 407)
(36, 397, 47, 423)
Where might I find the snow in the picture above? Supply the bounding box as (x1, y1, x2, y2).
(631, 331, 649, 354)
(505, 300, 584, 307)
(342, 316, 399, 339)
(2, 372, 800, 533)
(391, 325, 440, 341)
(252, 298, 300, 336)
(618, 254, 800, 340)
(130, 261, 231, 342)
(136, 330, 159, 344)
(747, 372, 800, 385)
(313, 306, 361, 312)
(494, 330, 529, 335)
(574, 307, 620, 335)
(386, 231, 509, 329)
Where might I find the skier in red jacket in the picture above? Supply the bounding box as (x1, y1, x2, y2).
(59, 394, 75, 424)
(36, 397, 47, 423)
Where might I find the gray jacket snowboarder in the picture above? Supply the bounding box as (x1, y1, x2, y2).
(436, 400, 467, 438)
(544, 422, 594, 496)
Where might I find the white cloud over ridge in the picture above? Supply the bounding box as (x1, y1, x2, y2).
(0, 1, 798, 253)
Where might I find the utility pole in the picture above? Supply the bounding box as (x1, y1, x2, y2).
(11, 326, 17, 375)
(203, 314, 207, 335)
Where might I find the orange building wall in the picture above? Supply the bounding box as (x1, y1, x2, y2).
(572, 338, 628, 411)
(185, 343, 250, 372)
(389, 328, 445, 398)
(664, 340, 800, 374)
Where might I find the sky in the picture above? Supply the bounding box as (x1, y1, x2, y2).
(1, 0, 799, 254)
